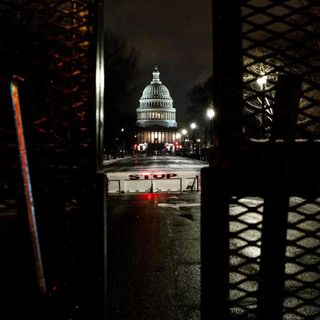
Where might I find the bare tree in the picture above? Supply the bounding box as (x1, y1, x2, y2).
(104, 32, 140, 155)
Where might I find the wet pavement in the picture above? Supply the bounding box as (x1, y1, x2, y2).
(1, 189, 318, 319)
(104, 154, 208, 172)
(107, 192, 201, 320)
(0, 155, 204, 320)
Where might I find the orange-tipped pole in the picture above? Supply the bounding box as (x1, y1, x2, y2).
(10, 79, 47, 294)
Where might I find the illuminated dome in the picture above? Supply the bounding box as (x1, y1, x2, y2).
(141, 67, 172, 101)
(141, 83, 171, 100)
(137, 66, 177, 128)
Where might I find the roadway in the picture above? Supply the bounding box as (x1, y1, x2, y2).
(104, 154, 318, 319)
(105, 154, 203, 319)
(107, 192, 201, 320)
(103, 154, 208, 172)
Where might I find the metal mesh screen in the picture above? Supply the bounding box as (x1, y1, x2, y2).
(284, 196, 320, 319)
(0, 0, 96, 182)
(227, 195, 320, 319)
(229, 197, 263, 317)
(203, 1, 320, 319)
(240, 2, 320, 316)
(0, 1, 100, 315)
(242, 0, 320, 140)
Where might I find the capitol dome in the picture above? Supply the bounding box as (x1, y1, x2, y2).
(136, 66, 178, 150)
(141, 67, 172, 101)
(137, 66, 177, 128)
(141, 83, 171, 100)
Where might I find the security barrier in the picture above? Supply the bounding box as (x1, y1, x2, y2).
(106, 175, 200, 194)
(202, 160, 320, 319)
(202, 1, 320, 319)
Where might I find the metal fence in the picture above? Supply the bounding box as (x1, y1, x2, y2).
(202, 1, 320, 319)
(0, 1, 104, 318)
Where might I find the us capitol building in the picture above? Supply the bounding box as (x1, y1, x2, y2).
(136, 66, 178, 152)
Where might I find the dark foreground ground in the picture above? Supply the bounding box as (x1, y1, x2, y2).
(0, 192, 201, 320)
(107, 193, 201, 320)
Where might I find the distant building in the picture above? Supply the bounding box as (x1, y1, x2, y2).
(136, 66, 177, 152)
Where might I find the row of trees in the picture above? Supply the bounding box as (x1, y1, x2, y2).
(104, 32, 140, 156)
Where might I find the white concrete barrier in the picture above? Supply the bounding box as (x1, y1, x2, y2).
(106, 171, 200, 194)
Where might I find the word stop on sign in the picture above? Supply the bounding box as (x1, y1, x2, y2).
(129, 173, 177, 180)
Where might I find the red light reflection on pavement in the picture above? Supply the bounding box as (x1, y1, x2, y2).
(137, 193, 160, 201)
(136, 193, 169, 203)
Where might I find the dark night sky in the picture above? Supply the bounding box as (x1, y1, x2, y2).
(105, 0, 212, 123)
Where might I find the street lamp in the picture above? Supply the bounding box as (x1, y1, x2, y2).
(190, 122, 197, 154)
(181, 129, 188, 155)
(120, 128, 125, 157)
(175, 132, 182, 153)
(206, 107, 215, 147)
(196, 138, 201, 155)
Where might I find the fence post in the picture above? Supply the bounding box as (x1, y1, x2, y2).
(258, 74, 301, 319)
(271, 75, 301, 142)
(258, 176, 289, 319)
(201, 167, 230, 319)
(212, 0, 243, 168)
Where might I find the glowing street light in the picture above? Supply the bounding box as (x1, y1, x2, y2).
(206, 107, 215, 147)
(190, 122, 197, 154)
(206, 107, 215, 120)
(180, 129, 188, 155)
(120, 128, 125, 157)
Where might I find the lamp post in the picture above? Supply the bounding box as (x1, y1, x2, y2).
(181, 129, 187, 155)
(190, 122, 197, 154)
(257, 75, 268, 136)
(206, 107, 215, 147)
(120, 128, 125, 157)
(176, 132, 181, 153)
(196, 138, 201, 155)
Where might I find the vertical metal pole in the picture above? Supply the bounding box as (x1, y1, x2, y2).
(95, 1, 106, 318)
(201, 167, 230, 319)
(192, 130, 195, 154)
(204, 127, 207, 161)
(271, 75, 301, 142)
(258, 180, 289, 319)
(258, 75, 301, 319)
(200, 1, 243, 318)
(212, 0, 243, 167)
(96, 0, 105, 172)
(261, 92, 266, 136)
(210, 120, 213, 147)
(10, 80, 47, 295)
